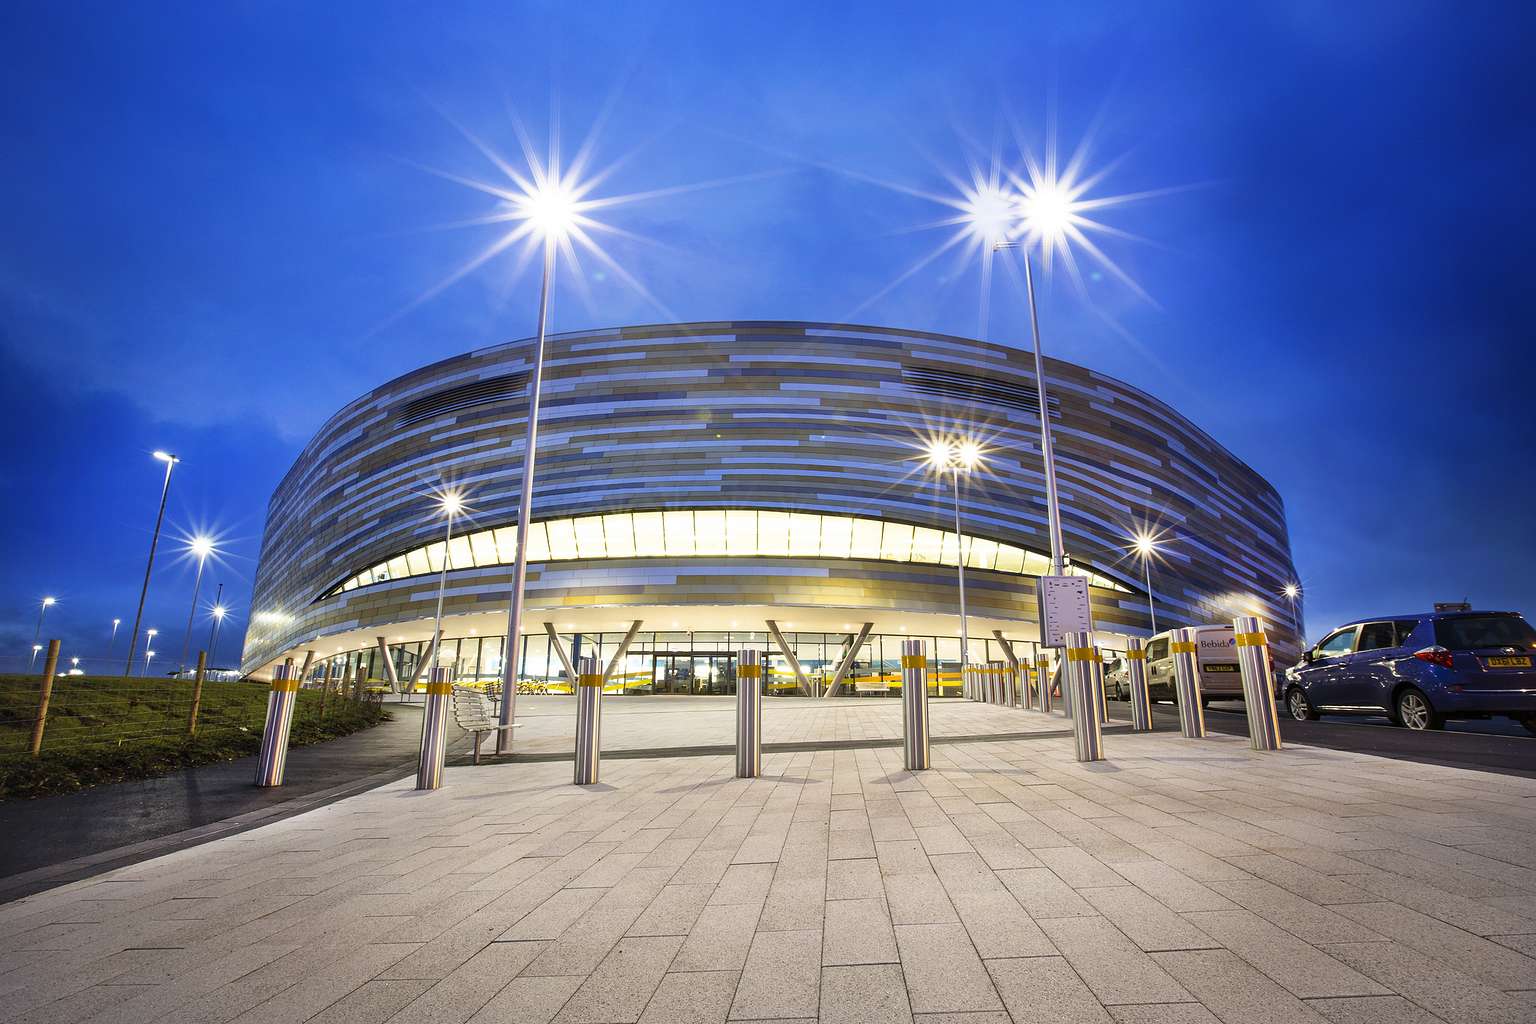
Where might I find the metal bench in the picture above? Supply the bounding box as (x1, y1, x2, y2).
(450, 685, 518, 764)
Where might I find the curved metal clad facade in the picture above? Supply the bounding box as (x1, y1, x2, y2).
(240, 321, 1300, 671)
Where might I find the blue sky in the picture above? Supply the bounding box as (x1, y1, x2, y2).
(2, 1, 1531, 670)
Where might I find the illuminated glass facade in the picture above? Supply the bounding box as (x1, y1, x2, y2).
(330, 508, 1131, 597)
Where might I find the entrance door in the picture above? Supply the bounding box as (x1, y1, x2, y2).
(652, 653, 736, 694)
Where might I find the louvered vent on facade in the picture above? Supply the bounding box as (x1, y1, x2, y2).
(902, 366, 1053, 416)
(397, 373, 529, 427)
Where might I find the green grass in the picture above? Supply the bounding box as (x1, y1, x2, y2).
(0, 675, 387, 800)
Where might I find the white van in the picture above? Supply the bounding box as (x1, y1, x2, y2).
(1144, 625, 1244, 704)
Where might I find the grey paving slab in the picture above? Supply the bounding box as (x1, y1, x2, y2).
(1078, 885, 1219, 952)
(1151, 948, 1331, 1024)
(820, 964, 913, 1024)
(1180, 909, 1389, 998)
(1329, 900, 1536, 989)
(1305, 995, 1450, 1024)
(553, 935, 684, 1024)
(672, 903, 763, 972)
(985, 956, 1114, 1024)
(637, 970, 739, 1024)
(894, 923, 1001, 1013)
(824, 898, 899, 965)
(1038, 915, 1191, 1005)
(469, 974, 584, 1024)
(1318, 941, 1536, 1024)
(730, 927, 822, 1020)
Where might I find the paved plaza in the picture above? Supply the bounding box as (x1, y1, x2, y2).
(5, 702, 1536, 1024)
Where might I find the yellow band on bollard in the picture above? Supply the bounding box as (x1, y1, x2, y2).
(1093, 651, 1104, 662)
(578, 674, 604, 687)
(271, 679, 301, 692)
(1236, 632, 1268, 647)
(738, 665, 761, 678)
(425, 682, 453, 696)
(1125, 649, 1147, 660)
(1067, 647, 1094, 662)
(900, 654, 927, 668)
(1170, 641, 1197, 654)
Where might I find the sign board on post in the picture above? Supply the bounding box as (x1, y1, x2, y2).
(1037, 575, 1093, 648)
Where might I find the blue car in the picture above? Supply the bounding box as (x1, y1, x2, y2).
(1284, 610, 1536, 731)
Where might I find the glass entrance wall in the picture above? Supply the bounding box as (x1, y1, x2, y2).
(305, 627, 1121, 699)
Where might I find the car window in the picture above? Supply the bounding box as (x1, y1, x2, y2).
(1148, 639, 1168, 661)
(1316, 629, 1357, 658)
(1394, 619, 1421, 645)
(1434, 615, 1536, 650)
(1356, 622, 1399, 652)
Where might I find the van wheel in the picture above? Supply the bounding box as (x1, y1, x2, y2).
(1518, 716, 1536, 737)
(1286, 688, 1315, 721)
(1395, 688, 1443, 731)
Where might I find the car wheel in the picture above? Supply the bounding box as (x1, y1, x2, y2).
(1286, 687, 1315, 721)
(1395, 688, 1443, 731)
(1519, 716, 1536, 737)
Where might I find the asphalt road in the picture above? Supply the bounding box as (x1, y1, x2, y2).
(1126, 698, 1536, 778)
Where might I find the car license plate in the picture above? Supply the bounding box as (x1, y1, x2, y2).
(1203, 663, 1239, 673)
(1486, 656, 1532, 668)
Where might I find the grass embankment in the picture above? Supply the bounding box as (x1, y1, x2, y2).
(0, 675, 387, 800)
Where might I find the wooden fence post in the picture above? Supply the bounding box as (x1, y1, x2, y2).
(29, 639, 61, 757)
(187, 650, 207, 736)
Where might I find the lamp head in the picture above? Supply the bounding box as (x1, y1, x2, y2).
(1017, 181, 1075, 243)
(516, 180, 578, 241)
(146, 628, 158, 638)
(963, 185, 1021, 246)
(42, 596, 56, 607)
(190, 536, 214, 559)
(954, 440, 983, 470)
(924, 439, 955, 469)
(439, 490, 464, 516)
(212, 605, 227, 620)
(1283, 583, 1301, 600)
(1132, 532, 1158, 558)
(152, 450, 179, 464)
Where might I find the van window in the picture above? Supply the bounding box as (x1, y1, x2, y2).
(1356, 622, 1399, 653)
(1435, 615, 1536, 650)
(1148, 639, 1168, 661)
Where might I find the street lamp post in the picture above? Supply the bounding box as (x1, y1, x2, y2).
(1133, 534, 1160, 635)
(32, 596, 56, 660)
(178, 537, 214, 675)
(124, 452, 178, 677)
(431, 492, 463, 675)
(926, 440, 983, 678)
(143, 629, 158, 676)
(30, 645, 42, 669)
(206, 587, 225, 666)
(498, 237, 559, 754)
(109, 617, 121, 663)
(993, 242, 1065, 575)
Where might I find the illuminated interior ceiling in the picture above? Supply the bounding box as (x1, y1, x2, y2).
(327, 508, 1132, 599)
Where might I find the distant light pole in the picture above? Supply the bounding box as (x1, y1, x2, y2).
(143, 629, 158, 677)
(1132, 533, 1161, 635)
(431, 491, 464, 675)
(30, 644, 42, 669)
(926, 439, 983, 670)
(1283, 582, 1301, 633)
(108, 617, 121, 662)
(124, 451, 179, 677)
(206, 585, 225, 665)
(144, 648, 156, 675)
(177, 536, 215, 674)
(32, 596, 56, 658)
(499, 189, 576, 753)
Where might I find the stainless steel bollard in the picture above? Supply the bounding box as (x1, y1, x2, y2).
(1065, 631, 1104, 761)
(736, 649, 763, 778)
(416, 666, 453, 790)
(1018, 657, 1032, 709)
(1170, 627, 1206, 738)
(1036, 656, 1054, 713)
(1234, 615, 1283, 751)
(1126, 637, 1153, 731)
(901, 640, 931, 770)
(1091, 648, 1108, 723)
(573, 656, 603, 785)
(255, 663, 299, 787)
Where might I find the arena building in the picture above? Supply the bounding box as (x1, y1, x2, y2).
(240, 321, 1300, 695)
